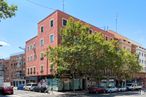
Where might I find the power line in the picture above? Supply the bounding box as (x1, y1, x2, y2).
(25, 0, 56, 10)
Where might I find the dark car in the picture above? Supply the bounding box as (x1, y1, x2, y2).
(32, 86, 47, 93)
(17, 84, 25, 90)
(88, 85, 105, 94)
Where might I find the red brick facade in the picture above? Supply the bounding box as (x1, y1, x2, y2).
(25, 10, 114, 79)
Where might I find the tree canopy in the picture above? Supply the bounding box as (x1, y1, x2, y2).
(47, 18, 142, 81)
(0, 0, 17, 20)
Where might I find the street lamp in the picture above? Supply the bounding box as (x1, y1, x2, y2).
(19, 47, 25, 51)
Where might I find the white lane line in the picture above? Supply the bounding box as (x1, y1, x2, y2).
(7, 95, 21, 97)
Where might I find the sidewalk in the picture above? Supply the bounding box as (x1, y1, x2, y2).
(48, 90, 87, 96)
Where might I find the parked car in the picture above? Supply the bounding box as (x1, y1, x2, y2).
(126, 83, 142, 91)
(88, 85, 106, 94)
(32, 86, 47, 93)
(0, 82, 13, 95)
(105, 86, 118, 93)
(17, 84, 25, 90)
(117, 86, 127, 92)
(24, 83, 37, 91)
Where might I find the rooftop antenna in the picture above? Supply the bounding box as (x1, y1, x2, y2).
(62, 0, 64, 12)
(115, 13, 118, 32)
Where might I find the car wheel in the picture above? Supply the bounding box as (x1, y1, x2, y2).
(11, 92, 14, 95)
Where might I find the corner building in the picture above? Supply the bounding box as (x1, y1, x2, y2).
(25, 10, 114, 89)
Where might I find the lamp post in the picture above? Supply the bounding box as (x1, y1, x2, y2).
(19, 47, 25, 51)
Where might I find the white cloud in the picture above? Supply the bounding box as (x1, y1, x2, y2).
(0, 41, 10, 46)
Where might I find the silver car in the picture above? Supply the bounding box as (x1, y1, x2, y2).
(24, 83, 37, 91)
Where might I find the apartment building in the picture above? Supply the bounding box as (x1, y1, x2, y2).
(136, 46, 146, 72)
(108, 30, 132, 52)
(25, 10, 114, 83)
(108, 30, 146, 73)
(3, 53, 26, 87)
(0, 59, 4, 83)
(26, 10, 146, 89)
(3, 59, 10, 82)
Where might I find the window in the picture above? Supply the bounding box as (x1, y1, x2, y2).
(40, 39, 44, 46)
(30, 45, 33, 50)
(30, 56, 33, 61)
(40, 65, 44, 73)
(105, 37, 108, 40)
(139, 52, 141, 56)
(62, 19, 67, 26)
(34, 54, 37, 60)
(41, 26, 44, 32)
(30, 68, 32, 74)
(28, 57, 29, 62)
(50, 34, 54, 43)
(89, 29, 93, 34)
(40, 52, 44, 60)
(28, 68, 29, 75)
(139, 59, 141, 63)
(33, 43, 36, 49)
(33, 67, 36, 74)
(50, 19, 54, 27)
(27, 46, 29, 51)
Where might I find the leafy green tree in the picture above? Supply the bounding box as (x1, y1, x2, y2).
(0, 0, 17, 20)
(47, 18, 142, 90)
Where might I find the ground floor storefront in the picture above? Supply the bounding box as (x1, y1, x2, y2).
(25, 75, 87, 91)
(24, 72, 146, 91)
(12, 79, 26, 87)
(134, 72, 146, 88)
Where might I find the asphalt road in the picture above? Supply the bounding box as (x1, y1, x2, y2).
(0, 90, 146, 97)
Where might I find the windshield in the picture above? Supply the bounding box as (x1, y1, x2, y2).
(32, 84, 37, 86)
(26, 84, 31, 86)
(127, 84, 132, 86)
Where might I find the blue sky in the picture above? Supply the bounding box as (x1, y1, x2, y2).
(0, 0, 146, 58)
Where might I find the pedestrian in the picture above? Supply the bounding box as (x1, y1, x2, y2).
(140, 83, 144, 95)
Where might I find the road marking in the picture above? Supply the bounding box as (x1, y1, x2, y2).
(7, 95, 21, 97)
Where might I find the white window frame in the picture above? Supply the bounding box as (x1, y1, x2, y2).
(40, 38, 44, 46)
(50, 34, 54, 43)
